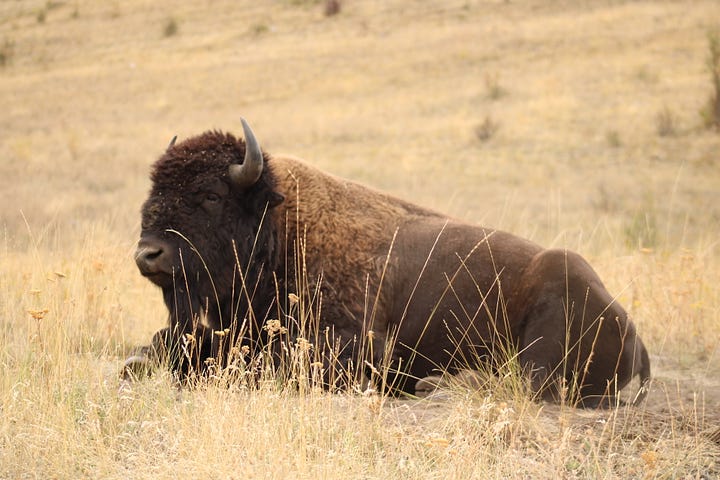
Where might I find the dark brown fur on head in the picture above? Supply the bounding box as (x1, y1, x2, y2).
(144, 131, 278, 228)
(139, 131, 283, 372)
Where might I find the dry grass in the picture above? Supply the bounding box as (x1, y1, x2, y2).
(2, 0, 720, 478)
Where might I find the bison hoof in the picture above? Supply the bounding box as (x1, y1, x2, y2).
(415, 369, 486, 398)
(121, 355, 153, 381)
(414, 375, 444, 398)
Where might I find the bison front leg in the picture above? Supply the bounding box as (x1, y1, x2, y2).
(120, 327, 172, 380)
(121, 326, 216, 381)
(121, 346, 157, 381)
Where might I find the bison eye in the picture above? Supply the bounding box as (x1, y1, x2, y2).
(201, 192, 223, 213)
(205, 193, 221, 203)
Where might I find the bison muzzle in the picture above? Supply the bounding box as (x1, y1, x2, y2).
(125, 118, 651, 408)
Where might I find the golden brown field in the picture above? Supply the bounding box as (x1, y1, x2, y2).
(1, 0, 719, 478)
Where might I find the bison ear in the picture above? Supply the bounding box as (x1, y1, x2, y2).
(268, 192, 284, 208)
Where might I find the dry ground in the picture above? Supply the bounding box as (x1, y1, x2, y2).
(1, 0, 719, 478)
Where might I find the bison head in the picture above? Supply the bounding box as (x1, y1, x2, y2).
(135, 120, 284, 336)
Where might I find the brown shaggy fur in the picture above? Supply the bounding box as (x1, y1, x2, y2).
(128, 125, 651, 408)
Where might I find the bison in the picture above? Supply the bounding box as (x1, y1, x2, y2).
(126, 118, 650, 407)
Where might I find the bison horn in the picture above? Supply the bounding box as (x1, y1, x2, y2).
(167, 135, 177, 149)
(229, 118, 264, 188)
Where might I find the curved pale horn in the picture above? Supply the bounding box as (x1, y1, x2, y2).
(229, 118, 264, 188)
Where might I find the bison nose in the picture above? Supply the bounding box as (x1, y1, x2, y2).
(135, 238, 173, 277)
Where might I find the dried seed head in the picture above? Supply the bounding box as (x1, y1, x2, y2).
(27, 308, 49, 320)
(264, 319, 287, 334)
(288, 293, 300, 305)
(295, 337, 313, 352)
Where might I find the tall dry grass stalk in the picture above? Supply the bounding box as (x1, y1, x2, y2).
(2, 219, 719, 478)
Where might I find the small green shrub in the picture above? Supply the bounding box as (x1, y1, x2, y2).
(251, 23, 269, 36)
(700, 31, 720, 130)
(163, 17, 178, 38)
(474, 115, 500, 142)
(656, 106, 678, 137)
(606, 129, 622, 147)
(485, 73, 507, 100)
(0, 39, 14, 68)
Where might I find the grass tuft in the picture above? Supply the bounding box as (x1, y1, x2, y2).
(485, 72, 507, 100)
(474, 115, 500, 142)
(656, 105, 678, 137)
(0, 38, 14, 68)
(163, 17, 178, 38)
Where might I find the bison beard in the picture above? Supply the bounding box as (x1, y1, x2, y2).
(126, 119, 651, 408)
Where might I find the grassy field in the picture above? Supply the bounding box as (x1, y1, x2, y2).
(1, 0, 720, 478)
